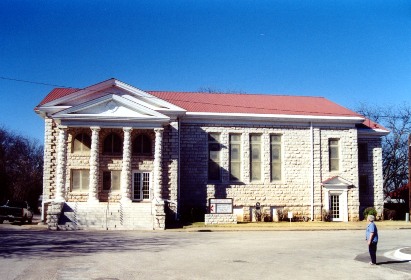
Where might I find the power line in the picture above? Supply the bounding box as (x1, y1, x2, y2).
(0, 76, 73, 88)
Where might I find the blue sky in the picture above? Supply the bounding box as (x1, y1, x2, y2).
(1, 0, 410, 143)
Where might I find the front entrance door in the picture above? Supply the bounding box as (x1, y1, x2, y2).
(330, 194, 342, 221)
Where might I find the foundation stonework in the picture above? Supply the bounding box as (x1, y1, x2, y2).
(205, 214, 237, 225)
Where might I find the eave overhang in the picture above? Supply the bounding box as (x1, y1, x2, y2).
(357, 128, 390, 137)
(184, 112, 365, 124)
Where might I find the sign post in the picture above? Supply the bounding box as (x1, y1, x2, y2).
(288, 211, 293, 225)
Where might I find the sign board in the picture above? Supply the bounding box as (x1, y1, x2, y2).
(209, 198, 233, 214)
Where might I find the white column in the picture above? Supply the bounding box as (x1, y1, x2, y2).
(121, 127, 133, 203)
(153, 128, 164, 201)
(55, 125, 68, 202)
(342, 189, 349, 222)
(88, 126, 100, 203)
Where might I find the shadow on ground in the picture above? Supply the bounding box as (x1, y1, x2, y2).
(355, 251, 411, 273)
(0, 229, 187, 259)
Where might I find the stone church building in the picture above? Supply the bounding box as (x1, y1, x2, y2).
(35, 78, 388, 230)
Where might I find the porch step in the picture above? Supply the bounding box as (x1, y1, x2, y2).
(58, 202, 154, 230)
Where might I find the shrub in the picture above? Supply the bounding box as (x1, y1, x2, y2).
(363, 207, 377, 220)
(276, 208, 291, 221)
(383, 208, 397, 220)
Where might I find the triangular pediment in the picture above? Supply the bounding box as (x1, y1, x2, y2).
(53, 94, 170, 121)
(322, 176, 353, 189)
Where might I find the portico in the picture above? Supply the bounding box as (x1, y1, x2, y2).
(37, 79, 185, 230)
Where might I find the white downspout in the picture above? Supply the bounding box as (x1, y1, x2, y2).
(177, 117, 181, 221)
(310, 122, 314, 221)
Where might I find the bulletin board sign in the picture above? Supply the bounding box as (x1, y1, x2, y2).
(209, 198, 233, 214)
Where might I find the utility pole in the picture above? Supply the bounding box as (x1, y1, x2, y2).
(409, 134, 411, 217)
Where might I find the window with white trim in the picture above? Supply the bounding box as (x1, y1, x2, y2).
(229, 134, 241, 181)
(329, 139, 340, 171)
(270, 135, 282, 181)
(103, 170, 121, 192)
(71, 169, 89, 192)
(250, 134, 262, 181)
(133, 172, 150, 200)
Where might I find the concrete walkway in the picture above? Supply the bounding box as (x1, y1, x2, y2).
(181, 220, 411, 231)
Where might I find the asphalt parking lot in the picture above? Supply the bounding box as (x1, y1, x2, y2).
(1, 223, 411, 280)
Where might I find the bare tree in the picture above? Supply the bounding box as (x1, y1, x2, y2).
(197, 87, 246, 94)
(0, 128, 43, 210)
(356, 103, 411, 200)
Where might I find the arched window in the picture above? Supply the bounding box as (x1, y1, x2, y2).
(103, 133, 122, 154)
(133, 134, 152, 155)
(72, 133, 91, 153)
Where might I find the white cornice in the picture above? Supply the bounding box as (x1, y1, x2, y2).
(357, 128, 389, 137)
(58, 119, 167, 129)
(184, 112, 365, 124)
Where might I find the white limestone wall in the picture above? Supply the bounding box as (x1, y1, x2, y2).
(179, 122, 364, 222)
(205, 214, 237, 225)
(42, 118, 58, 201)
(162, 121, 180, 215)
(372, 144, 384, 216)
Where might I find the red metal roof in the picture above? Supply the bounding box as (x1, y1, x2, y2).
(358, 118, 388, 131)
(37, 88, 79, 106)
(37, 87, 364, 118)
(148, 91, 362, 117)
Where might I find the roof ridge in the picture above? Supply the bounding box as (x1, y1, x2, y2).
(146, 90, 325, 99)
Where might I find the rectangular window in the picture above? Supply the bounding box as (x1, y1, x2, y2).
(359, 174, 368, 194)
(270, 135, 282, 181)
(329, 139, 340, 171)
(250, 134, 262, 181)
(133, 172, 150, 200)
(229, 134, 241, 181)
(71, 169, 89, 192)
(358, 143, 368, 163)
(208, 133, 221, 181)
(103, 171, 121, 191)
